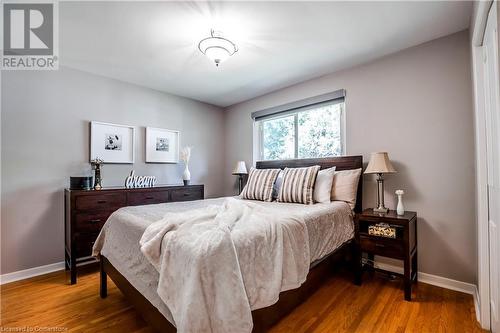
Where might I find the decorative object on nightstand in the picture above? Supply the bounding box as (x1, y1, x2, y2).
(355, 209, 417, 301)
(364, 152, 396, 213)
(90, 158, 104, 190)
(180, 146, 192, 185)
(232, 161, 248, 194)
(396, 189, 405, 215)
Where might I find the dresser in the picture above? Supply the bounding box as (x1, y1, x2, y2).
(64, 184, 204, 284)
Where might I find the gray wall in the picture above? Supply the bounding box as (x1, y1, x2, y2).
(224, 31, 476, 283)
(1, 67, 226, 275)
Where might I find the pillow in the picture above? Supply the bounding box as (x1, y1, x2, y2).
(241, 167, 280, 202)
(277, 165, 320, 205)
(331, 168, 362, 209)
(272, 170, 284, 200)
(313, 167, 336, 203)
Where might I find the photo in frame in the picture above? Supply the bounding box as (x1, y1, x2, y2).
(146, 127, 180, 163)
(90, 121, 135, 164)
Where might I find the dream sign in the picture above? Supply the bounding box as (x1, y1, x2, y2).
(125, 170, 157, 188)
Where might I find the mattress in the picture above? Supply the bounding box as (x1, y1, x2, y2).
(94, 197, 354, 324)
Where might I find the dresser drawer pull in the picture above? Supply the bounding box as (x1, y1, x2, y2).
(88, 219, 101, 224)
(97, 200, 107, 204)
(183, 193, 190, 196)
(145, 196, 155, 200)
(375, 243, 386, 248)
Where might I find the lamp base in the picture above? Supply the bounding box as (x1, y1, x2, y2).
(373, 207, 389, 214)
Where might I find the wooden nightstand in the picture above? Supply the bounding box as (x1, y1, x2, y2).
(355, 209, 417, 301)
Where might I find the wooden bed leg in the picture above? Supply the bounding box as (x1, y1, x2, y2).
(100, 258, 108, 298)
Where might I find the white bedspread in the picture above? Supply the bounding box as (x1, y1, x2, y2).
(139, 198, 309, 333)
(93, 197, 354, 332)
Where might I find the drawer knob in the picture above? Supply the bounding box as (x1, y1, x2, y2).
(375, 243, 385, 248)
(146, 196, 155, 200)
(97, 200, 107, 204)
(183, 193, 190, 196)
(88, 219, 101, 224)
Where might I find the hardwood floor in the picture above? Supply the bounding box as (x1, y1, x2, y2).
(1, 266, 485, 333)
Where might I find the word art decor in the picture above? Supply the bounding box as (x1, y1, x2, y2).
(125, 170, 157, 188)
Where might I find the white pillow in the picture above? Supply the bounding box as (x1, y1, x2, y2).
(313, 167, 336, 203)
(331, 168, 362, 209)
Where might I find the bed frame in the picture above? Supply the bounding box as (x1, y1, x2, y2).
(99, 155, 363, 332)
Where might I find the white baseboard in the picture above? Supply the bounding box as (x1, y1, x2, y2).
(473, 286, 481, 325)
(0, 261, 65, 285)
(373, 261, 477, 295)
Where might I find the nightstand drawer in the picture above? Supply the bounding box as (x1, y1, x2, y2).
(359, 236, 404, 259)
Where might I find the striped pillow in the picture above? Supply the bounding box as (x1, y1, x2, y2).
(241, 168, 280, 202)
(277, 166, 321, 204)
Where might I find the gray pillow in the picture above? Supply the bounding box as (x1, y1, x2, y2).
(272, 170, 284, 200)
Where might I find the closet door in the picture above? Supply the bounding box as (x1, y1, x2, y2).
(484, 3, 500, 332)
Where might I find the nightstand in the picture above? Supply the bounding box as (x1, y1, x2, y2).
(355, 209, 417, 301)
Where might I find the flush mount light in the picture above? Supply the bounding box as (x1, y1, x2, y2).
(198, 29, 238, 67)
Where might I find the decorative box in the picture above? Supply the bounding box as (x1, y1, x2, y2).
(368, 223, 396, 238)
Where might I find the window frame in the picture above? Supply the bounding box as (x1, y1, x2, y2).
(254, 101, 346, 162)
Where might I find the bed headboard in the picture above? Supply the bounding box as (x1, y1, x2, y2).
(256, 155, 363, 213)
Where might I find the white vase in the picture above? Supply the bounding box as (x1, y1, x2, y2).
(182, 164, 191, 186)
(396, 191, 405, 215)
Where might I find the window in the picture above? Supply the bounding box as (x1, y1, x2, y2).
(256, 101, 345, 161)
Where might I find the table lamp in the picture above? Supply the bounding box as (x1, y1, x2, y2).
(232, 161, 248, 194)
(364, 152, 396, 213)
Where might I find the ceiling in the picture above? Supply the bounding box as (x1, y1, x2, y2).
(60, 1, 471, 107)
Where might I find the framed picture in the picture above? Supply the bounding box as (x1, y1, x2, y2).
(90, 121, 135, 164)
(146, 127, 180, 163)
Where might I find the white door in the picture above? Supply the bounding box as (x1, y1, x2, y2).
(484, 3, 500, 332)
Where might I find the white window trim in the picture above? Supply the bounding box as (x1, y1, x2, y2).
(253, 102, 346, 163)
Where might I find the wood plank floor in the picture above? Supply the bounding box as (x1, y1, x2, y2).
(1, 266, 486, 333)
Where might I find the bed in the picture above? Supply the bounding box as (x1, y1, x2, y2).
(96, 156, 363, 332)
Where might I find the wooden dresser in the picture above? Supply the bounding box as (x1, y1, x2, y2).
(64, 184, 204, 284)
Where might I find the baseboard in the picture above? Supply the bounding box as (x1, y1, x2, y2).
(473, 286, 481, 325)
(372, 261, 477, 295)
(0, 261, 65, 285)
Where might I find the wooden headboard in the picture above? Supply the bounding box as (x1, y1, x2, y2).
(256, 155, 363, 213)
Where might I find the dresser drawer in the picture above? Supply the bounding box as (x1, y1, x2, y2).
(75, 193, 126, 211)
(74, 211, 111, 233)
(359, 236, 404, 259)
(127, 190, 169, 206)
(74, 232, 99, 257)
(170, 188, 203, 202)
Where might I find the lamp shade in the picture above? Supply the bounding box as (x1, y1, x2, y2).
(232, 161, 248, 175)
(364, 152, 396, 174)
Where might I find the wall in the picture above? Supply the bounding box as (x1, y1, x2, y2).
(1, 67, 226, 275)
(224, 30, 476, 283)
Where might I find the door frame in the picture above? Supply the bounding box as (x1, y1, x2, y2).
(471, 0, 494, 330)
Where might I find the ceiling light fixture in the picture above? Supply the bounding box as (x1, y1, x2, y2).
(198, 29, 238, 67)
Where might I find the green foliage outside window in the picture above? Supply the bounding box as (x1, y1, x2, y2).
(260, 103, 343, 160)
